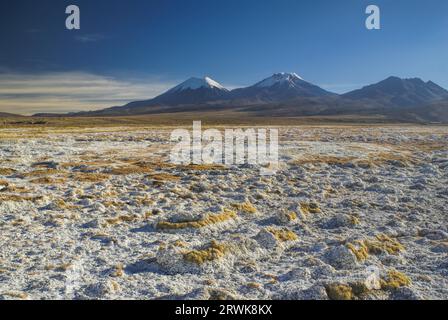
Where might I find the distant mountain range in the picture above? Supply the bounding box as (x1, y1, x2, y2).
(0, 112, 23, 118)
(34, 73, 448, 123)
(342, 76, 448, 107)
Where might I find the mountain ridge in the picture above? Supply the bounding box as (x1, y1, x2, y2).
(33, 73, 448, 123)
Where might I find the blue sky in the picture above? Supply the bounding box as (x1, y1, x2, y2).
(0, 0, 447, 114)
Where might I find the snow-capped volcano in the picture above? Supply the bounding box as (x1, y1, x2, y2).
(168, 76, 228, 92)
(254, 72, 304, 88)
(121, 76, 230, 108)
(230, 72, 334, 102)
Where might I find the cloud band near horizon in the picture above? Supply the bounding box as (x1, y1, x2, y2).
(0, 72, 177, 115)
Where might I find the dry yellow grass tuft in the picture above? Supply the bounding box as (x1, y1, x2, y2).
(0, 168, 16, 175)
(102, 200, 126, 208)
(72, 172, 110, 182)
(183, 240, 229, 265)
(349, 281, 371, 297)
(266, 227, 298, 241)
(285, 211, 297, 221)
(173, 239, 189, 248)
(347, 241, 369, 261)
(355, 151, 416, 168)
(109, 165, 153, 175)
(349, 215, 360, 225)
(347, 234, 404, 261)
(156, 209, 237, 230)
(300, 202, 321, 214)
(2, 291, 28, 300)
(11, 218, 26, 226)
(131, 160, 175, 170)
(148, 173, 181, 182)
(0, 194, 42, 202)
(231, 201, 257, 214)
(0, 179, 8, 186)
(110, 264, 124, 277)
(105, 214, 139, 225)
(30, 176, 66, 184)
(380, 269, 411, 290)
(53, 199, 77, 210)
(184, 164, 227, 171)
(325, 283, 353, 300)
(0, 184, 31, 193)
(245, 282, 262, 289)
(135, 195, 154, 206)
(51, 263, 73, 272)
(20, 168, 61, 177)
(294, 155, 356, 166)
(365, 234, 404, 255)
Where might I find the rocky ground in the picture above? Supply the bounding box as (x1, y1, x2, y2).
(0, 125, 447, 300)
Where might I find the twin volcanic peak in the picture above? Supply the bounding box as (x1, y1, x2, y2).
(124, 72, 333, 109)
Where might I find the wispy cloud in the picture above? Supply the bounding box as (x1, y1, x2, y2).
(0, 72, 176, 115)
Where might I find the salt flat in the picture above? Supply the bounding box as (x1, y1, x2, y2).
(0, 125, 447, 300)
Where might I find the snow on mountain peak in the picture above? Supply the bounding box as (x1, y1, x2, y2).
(255, 72, 304, 88)
(169, 76, 228, 92)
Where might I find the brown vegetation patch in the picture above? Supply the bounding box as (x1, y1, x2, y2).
(347, 234, 404, 261)
(347, 241, 369, 261)
(404, 141, 447, 152)
(156, 209, 237, 230)
(380, 269, 411, 290)
(231, 201, 257, 214)
(110, 264, 124, 277)
(325, 281, 373, 300)
(365, 234, 404, 255)
(126, 160, 175, 170)
(45, 262, 73, 272)
(266, 227, 298, 242)
(134, 195, 154, 206)
(357, 151, 416, 167)
(30, 176, 66, 184)
(293, 155, 356, 166)
(325, 283, 353, 300)
(183, 240, 229, 265)
(0, 194, 42, 202)
(2, 291, 28, 300)
(0, 168, 16, 175)
(0, 184, 31, 193)
(148, 173, 181, 182)
(109, 165, 153, 175)
(183, 164, 227, 171)
(105, 214, 139, 226)
(300, 202, 321, 214)
(53, 199, 78, 210)
(71, 172, 110, 182)
(20, 168, 61, 178)
(102, 200, 126, 208)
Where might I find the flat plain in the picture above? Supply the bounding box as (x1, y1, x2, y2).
(0, 120, 447, 300)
